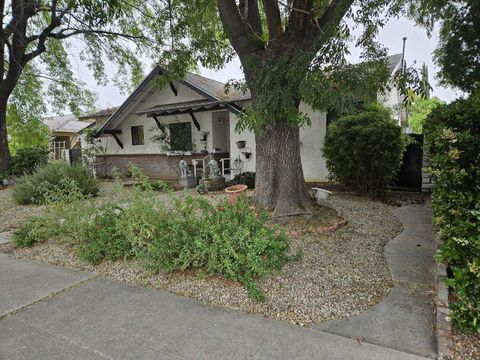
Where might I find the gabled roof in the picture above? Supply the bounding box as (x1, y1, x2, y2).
(79, 107, 119, 120)
(43, 114, 93, 134)
(97, 65, 249, 135)
(387, 53, 403, 74)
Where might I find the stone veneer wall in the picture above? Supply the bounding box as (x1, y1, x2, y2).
(422, 142, 433, 193)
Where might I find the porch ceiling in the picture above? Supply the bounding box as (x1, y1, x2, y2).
(136, 99, 242, 117)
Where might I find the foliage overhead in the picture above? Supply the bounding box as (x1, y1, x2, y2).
(0, 0, 164, 172)
(424, 92, 480, 332)
(151, 0, 411, 132)
(323, 103, 407, 197)
(403, 0, 480, 92)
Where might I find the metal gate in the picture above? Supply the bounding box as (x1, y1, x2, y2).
(69, 148, 82, 165)
(392, 134, 424, 192)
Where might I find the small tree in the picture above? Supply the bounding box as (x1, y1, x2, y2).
(82, 127, 110, 178)
(0, 1, 159, 174)
(408, 96, 445, 134)
(323, 103, 406, 197)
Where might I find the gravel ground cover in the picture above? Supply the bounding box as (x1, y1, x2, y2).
(0, 191, 402, 327)
(451, 328, 480, 360)
(0, 186, 45, 232)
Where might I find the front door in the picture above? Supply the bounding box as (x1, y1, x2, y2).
(211, 111, 230, 153)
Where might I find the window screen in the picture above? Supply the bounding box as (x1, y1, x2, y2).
(169, 122, 192, 151)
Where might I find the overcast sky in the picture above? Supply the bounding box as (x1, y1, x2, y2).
(75, 16, 461, 111)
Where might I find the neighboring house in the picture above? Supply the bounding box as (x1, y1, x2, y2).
(78, 107, 119, 129)
(43, 114, 94, 161)
(93, 54, 404, 182)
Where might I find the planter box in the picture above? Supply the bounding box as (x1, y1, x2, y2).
(178, 175, 197, 189)
(200, 176, 225, 191)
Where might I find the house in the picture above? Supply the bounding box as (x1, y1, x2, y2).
(78, 107, 119, 128)
(92, 54, 404, 182)
(43, 114, 94, 161)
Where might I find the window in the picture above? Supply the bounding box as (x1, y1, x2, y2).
(169, 122, 192, 151)
(131, 125, 144, 146)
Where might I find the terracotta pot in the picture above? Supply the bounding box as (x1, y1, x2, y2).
(225, 184, 248, 204)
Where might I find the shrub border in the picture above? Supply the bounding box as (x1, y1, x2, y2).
(436, 234, 454, 360)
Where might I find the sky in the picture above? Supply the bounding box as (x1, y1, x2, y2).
(76, 16, 461, 111)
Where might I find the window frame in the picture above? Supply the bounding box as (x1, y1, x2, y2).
(131, 125, 145, 146)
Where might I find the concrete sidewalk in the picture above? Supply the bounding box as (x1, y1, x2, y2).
(0, 204, 436, 360)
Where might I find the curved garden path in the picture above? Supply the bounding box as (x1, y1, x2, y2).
(313, 203, 437, 359)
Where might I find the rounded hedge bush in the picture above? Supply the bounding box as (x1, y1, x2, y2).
(323, 104, 405, 197)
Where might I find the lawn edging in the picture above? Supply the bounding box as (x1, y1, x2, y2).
(436, 234, 454, 360)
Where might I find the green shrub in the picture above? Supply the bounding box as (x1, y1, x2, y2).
(8, 147, 50, 177)
(143, 195, 292, 300)
(323, 103, 406, 197)
(77, 204, 132, 264)
(196, 182, 208, 194)
(12, 161, 99, 205)
(425, 93, 480, 332)
(229, 171, 255, 189)
(12, 175, 295, 300)
(12, 216, 54, 247)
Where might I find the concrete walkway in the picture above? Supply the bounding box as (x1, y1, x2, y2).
(314, 204, 437, 358)
(0, 204, 436, 360)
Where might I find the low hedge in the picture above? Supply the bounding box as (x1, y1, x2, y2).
(12, 170, 297, 301)
(425, 93, 480, 332)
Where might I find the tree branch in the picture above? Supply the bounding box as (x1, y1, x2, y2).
(216, 0, 258, 58)
(262, 0, 283, 46)
(245, 0, 263, 37)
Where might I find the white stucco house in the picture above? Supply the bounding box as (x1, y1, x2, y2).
(90, 54, 404, 182)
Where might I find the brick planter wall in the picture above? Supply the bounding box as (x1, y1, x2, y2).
(98, 153, 229, 180)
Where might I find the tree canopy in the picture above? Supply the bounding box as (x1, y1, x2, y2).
(404, 0, 480, 92)
(408, 96, 445, 134)
(0, 0, 162, 172)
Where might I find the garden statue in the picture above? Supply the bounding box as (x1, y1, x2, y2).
(199, 159, 225, 191)
(208, 159, 220, 177)
(178, 159, 196, 188)
(179, 159, 189, 178)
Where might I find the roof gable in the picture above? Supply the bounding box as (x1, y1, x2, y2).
(97, 65, 249, 134)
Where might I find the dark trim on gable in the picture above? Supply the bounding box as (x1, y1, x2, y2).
(189, 112, 201, 131)
(104, 129, 122, 135)
(97, 64, 245, 137)
(169, 81, 178, 96)
(156, 65, 217, 102)
(95, 66, 163, 137)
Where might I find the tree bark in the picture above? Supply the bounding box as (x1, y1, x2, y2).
(0, 98, 10, 174)
(252, 116, 311, 218)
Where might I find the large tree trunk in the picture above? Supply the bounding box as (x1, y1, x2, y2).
(252, 118, 311, 218)
(0, 99, 11, 174)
